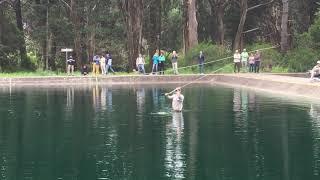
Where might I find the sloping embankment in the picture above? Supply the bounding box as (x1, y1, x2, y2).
(0, 74, 319, 98)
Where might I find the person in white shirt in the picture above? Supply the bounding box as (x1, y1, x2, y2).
(136, 54, 146, 74)
(310, 61, 320, 80)
(165, 87, 184, 112)
(234, 50, 241, 73)
(241, 49, 249, 71)
(100, 55, 106, 75)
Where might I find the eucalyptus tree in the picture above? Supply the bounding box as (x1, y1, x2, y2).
(119, 0, 144, 70)
(183, 0, 198, 53)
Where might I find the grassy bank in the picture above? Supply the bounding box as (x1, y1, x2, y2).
(0, 66, 289, 77)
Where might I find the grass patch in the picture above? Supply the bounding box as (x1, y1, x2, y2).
(0, 64, 290, 78)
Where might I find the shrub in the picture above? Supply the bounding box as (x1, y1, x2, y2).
(286, 48, 319, 72)
(183, 42, 231, 73)
(245, 43, 283, 70)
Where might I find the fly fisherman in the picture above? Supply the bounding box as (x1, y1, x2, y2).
(165, 87, 184, 112)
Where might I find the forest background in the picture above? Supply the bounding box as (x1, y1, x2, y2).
(1, 0, 320, 74)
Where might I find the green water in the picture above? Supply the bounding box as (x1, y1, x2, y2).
(0, 85, 320, 180)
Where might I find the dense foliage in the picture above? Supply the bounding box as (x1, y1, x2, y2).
(0, 0, 320, 73)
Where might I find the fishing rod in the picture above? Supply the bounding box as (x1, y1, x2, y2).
(164, 66, 225, 95)
(163, 45, 279, 95)
(164, 45, 279, 73)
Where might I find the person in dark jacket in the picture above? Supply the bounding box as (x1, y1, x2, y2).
(81, 65, 89, 76)
(67, 56, 75, 75)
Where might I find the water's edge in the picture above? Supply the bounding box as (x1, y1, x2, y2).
(0, 74, 319, 99)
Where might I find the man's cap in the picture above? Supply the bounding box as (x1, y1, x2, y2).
(243, 49, 246, 51)
(317, 60, 320, 64)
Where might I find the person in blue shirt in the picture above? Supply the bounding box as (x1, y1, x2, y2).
(158, 52, 166, 75)
(106, 53, 115, 74)
(151, 51, 159, 75)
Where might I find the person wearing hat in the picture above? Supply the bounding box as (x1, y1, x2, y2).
(233, 50, 241, 73)
(67, 55, 75, 75)
(165, 87, 184, 112)
(310, 61, 320, 80)
(241, 49, 249, 72)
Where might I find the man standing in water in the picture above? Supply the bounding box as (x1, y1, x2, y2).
(165, 87, 184, 112)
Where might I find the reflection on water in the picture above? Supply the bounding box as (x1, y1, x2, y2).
(136, 88, 145, 115)
(165, 112, 185, 179)
(309, 103, 320, 176)
(0, 86, 319, 179)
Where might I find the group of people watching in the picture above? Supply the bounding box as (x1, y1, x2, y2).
(66, 53, 115, 76)
(91, 53, 115, 75)
(135, 50, 205, 75)
(233, 49, 261, 73)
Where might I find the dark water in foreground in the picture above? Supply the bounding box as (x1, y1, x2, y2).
(0, 85, 320, 180)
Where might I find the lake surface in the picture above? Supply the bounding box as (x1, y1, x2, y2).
(0, 85, 319, 180)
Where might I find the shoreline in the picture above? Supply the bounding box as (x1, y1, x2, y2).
(0, 73, 318, 99)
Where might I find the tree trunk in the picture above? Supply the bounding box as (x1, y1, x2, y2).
(208, 0, 228, 45)
(70, 0, 82, 69)
(158, 0, 162, 54)
(14, 0, 28, 69)
(281, 0, 289, 53)
(121, 0, 144, 70)
(147, 0, 159, 60)
(233, 0, 248, 51)
(0, 6, 3, 45)
(49, 36, 57, 71)
(216, 6, 225, 45)
(86, 10, 95, 66)
(183, 0, 198, 53)
(45, 0, 49, 70)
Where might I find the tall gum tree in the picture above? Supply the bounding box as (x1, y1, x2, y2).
(280, 0, 289, 53)
(233, 0, 274, 51)
(208, 0, 230, 45)
(120, 0, 144, 70)
(183, 0, 198, 53)
(14, 0, 28, 68)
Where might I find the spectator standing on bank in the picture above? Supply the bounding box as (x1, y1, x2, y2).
(241, 49, 249, 72)
(233, 50, 241, 73)
(171, 51, 179, 75)
(136, 53, 146, 74)
(67, 55, 75, 75)
(254, 50, 261, 73)
(92, 54, 100, 75)
(198, 51, 205, 74)
(248, 53, 255, 73)
(100, 55, 106, 75)
(158, 52, 166, 75)
(152, 51, 159, 75)
(81, 65, 89, 76)
(310, 61, 320, 80)
(106, 53, 115, 74)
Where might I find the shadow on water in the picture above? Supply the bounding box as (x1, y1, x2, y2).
(0, 85, 319, 179)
